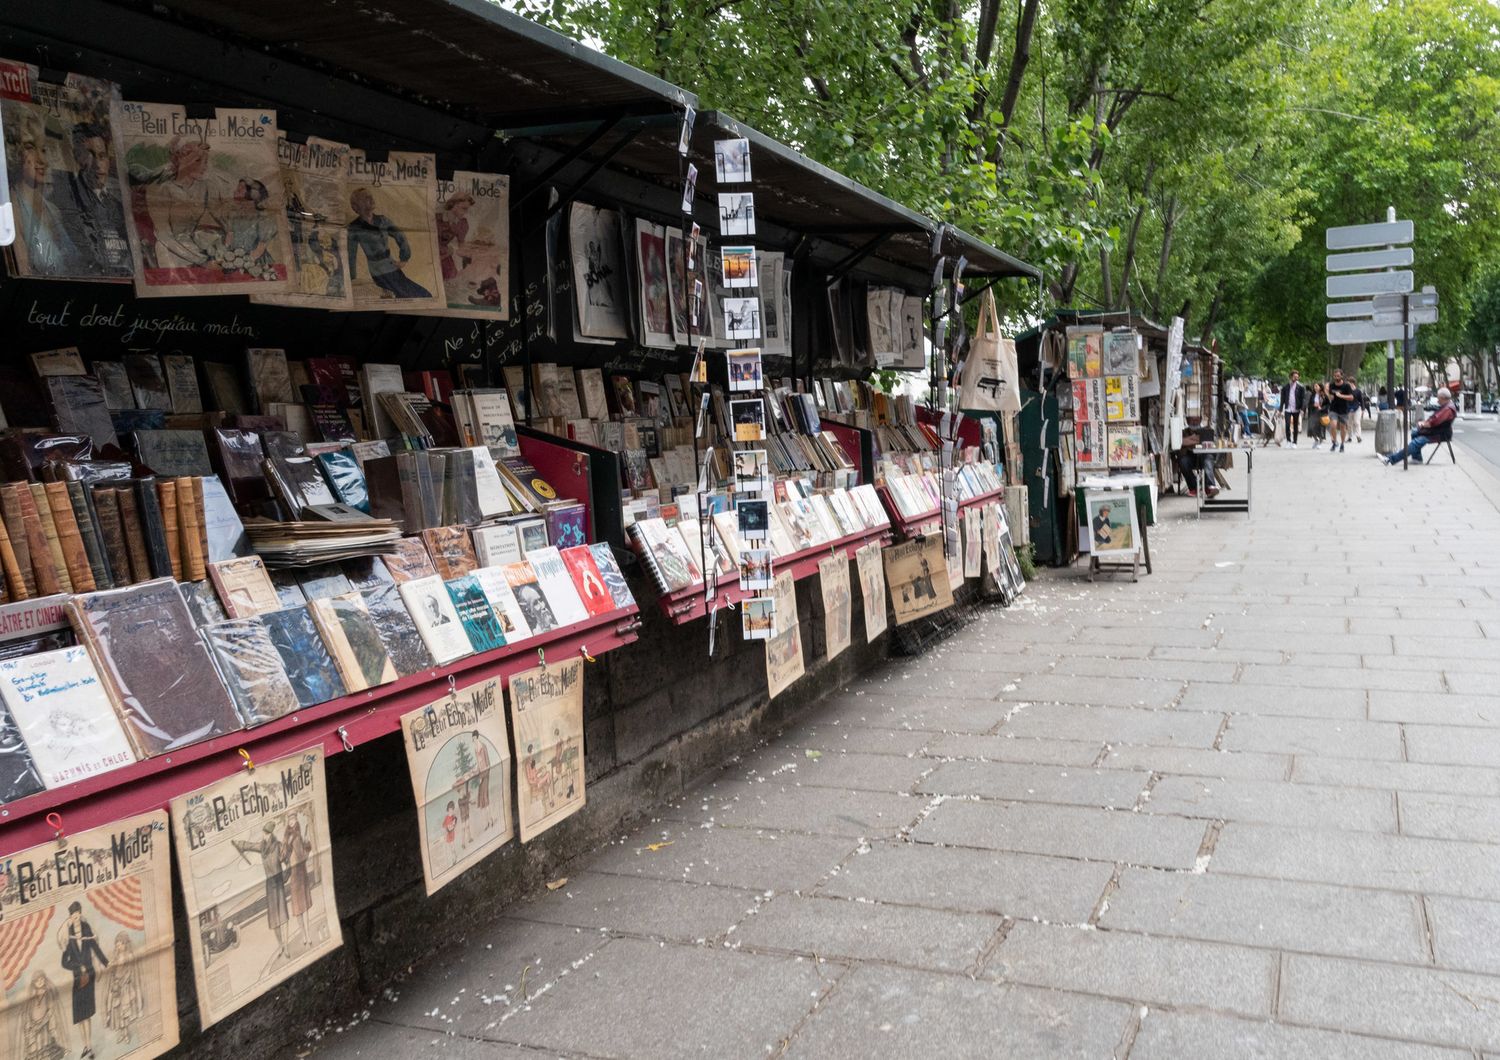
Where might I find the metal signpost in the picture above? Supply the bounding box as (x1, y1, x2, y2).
(1325, 210, 1437, 469)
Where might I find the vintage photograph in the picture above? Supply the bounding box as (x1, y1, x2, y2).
(714, 137, 752, 183)
(728, 348, 763, 392)
(721, 246, 757, 288)
(1104, 329, 1138, 375)
(723, 296, 761, 339)
(569, 202, 630, 339)
(170, 749, 342, 1028)
(736, 498, 770, 541)
(739, 547, 772, 591)
(1086, 492, 1140, 555)
(741, 596, 775, 640)
(509, 658, 586, 843)
(400, 678, 513, 896)
(730, 397, 766, 441)
(344, 149, 443, 310)
(718, 193, 756, 236)
(114, 103, 293, 297)
(680, 162, 697, 213)
(883, 535, 954, 626)
(432, 171, 509, 320)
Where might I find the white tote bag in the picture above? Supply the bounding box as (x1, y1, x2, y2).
(958, 290, 1021, 412)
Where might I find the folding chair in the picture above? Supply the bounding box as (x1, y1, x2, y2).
(1425, 440, 1456, 464)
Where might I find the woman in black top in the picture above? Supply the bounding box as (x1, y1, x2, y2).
(57, 901, 108, 1059)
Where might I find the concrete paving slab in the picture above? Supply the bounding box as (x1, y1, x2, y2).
(1241, 663, 1442, 694)
(727, 748, 931, 793)
(917, 759, 1148, 809)
(1404, 724, 1500, 767)
(1178, 682, 1368, 719)
(1426, 895, 1500, 975)
(912, 800, 1208, 870)
(662, 780, 922, 838)
(1130, 1011, 1471, 1059)
(1291, 756, 1500, 796)
(1100, 744, 1292, 781)
(1219, 715, 1403, 759)
(1000, 702, 1225, 748)
(1146, 774, 1397, 832)
(1397, 791, 1500, 843)
(506, 872, 757, 942)
(1004, 672, 1186, 708)
(581, 824, 856, 893)
(1370, 691, 1500, 727)
(919, 733, 1105, 766)
(774, 719, 935, 756)
(302, 1021, 571, 1059)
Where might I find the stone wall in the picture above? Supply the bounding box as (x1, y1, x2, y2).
(176, 570, 893, 1058)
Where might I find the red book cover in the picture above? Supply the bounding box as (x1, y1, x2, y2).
(560, 545, 614, 617)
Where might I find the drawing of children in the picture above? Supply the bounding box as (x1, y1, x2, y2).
(442, 801, 457, 847)
(15, 971, 67, 1060)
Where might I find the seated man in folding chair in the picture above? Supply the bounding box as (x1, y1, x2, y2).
(1382, 387, 1456, 465)
(1176, 427, 1220, 497)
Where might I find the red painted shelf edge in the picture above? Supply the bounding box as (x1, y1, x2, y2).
(0, 605, 641, 855)
(657, 525, 893, 624)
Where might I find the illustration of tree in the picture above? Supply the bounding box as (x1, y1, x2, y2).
(453, 738, 477, 782)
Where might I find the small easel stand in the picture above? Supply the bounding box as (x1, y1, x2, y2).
(1081, 484, 1152, 583)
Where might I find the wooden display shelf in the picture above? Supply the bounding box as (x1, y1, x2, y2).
(0, 604, 641, 855)
(878, 484, 1007, 539)
(658, 525, 892, 624)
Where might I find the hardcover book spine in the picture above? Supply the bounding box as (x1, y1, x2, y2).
(28, 484, 72, 594)
(0, 512, 25, 600)
(0, 486, 34, 598)
(44, 482, 95, 593)
(192, 476, 209, 572)
(115, 487, 153, 583)
(66, 479, 113, 590)
(156, 480, 183, 581)
(92, 485, 132, 588)
(176, 477, 206, 581)
(133, 479, 175, 580)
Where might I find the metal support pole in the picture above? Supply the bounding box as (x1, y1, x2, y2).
(1402, 294, 1412, 470)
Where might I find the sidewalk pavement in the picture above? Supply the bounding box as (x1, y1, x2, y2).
(302, 433, 1500, 1059)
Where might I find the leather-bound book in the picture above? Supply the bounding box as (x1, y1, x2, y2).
(26, 484, 71, 594)
(0, 486, 35, 597)
(43, 482, 93, 592)
(175, 477, 206, 581)
(133, 480, 174, 580)
(114, 487, 153, 584)
(155, 480, 182, 581)
(0, 516, 25, 601)
(90, 485, 132, 588)
(65, 480, 112, 590)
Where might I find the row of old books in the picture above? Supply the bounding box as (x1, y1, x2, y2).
(0, 475, 246, 603)
(879, 457, 1005, 521)
(628, 479, 890, 596)
(0, 532, 636, 804)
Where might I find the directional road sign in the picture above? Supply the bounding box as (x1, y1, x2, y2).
(1326, 320, 1408, 344)
(1325, 220, 1414, 250)
(1326, 269, 1413, 299)
(1325, 247, 1414, 272)
(1326, 300, 1375, 319)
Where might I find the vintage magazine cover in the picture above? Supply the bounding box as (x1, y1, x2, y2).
(854, 541, 888, 642)
(344, 149, 443, 311)
(509, 659, 585, 843)
(818, 552, 852, 660)
(765, 570, 805, 698)
(253, 135, 354, 310)
(568, 203, 630, 340)
(169, 748, 342, 1028)
(0, 61, 134, 281)
(112, 102, 293, 297)
(400, 677, 514, 896)
(426, 171, 509, 320)
(883, 535, 954, 626)
(0, 810, 178, 1060)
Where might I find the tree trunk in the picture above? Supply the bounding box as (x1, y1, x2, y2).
(1116, 160, 1155, 308)
(996, 0, 1041, 129)
(1151, 196, 1179, 317)
(1099, 245, 1114, 308)
(1199, 281, 1225, 346)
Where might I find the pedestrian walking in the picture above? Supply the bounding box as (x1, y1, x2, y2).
(1280, 371, 1306, 447)
(1308, 382, 1329, 448)
(1352, 383, 1367, 442)
(1327, 368, 1356, 452)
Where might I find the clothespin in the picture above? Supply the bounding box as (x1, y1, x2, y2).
(579, 644, 597, 664)
(238, 748, 255, 773)
(337, 726, 354, 753)
(45, 812, 66, 847)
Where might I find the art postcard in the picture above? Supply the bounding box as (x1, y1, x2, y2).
(1108, 424, 1145, 469)
(344, 149, 443, 310)
(739, 547, 772, 591)
(113, 102, 292, 297)
(569, 203, 630, 339)
(764, 570, 804, 698)
(1086, 491, 1140, 555)
(0, 810, 177, 1060)
(854, 540, 888, 641)
(733, 448, 770, 495)
(0, 64, 133, 281)
(169, 748, 341, 1028)
(718, 193, 755, 237)
(723, 295, 761, 340)
(883, 535, 953, 626)
(714, 138, 752, 183)
(680, 163, 697, 214)
(728, 348, 763, 394)
(509, 659, 586, 843)
(819, 552, 852, 660)
(254, 135, 354, 310)
(429, 171, 509, 320)
(721, 246, 757, 289)
(736, 498, 770, 541)
(635, 218, 675, 348)
(741, 596, 774, 640)
(400, 677, 513, 896)
(731, 397, 766, 441)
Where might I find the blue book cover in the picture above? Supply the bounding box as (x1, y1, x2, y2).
(260, 606, 347, 708)
(446, 575, 507, 652)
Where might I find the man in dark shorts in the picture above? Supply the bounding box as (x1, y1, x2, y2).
(1327, 369, 1357, 453)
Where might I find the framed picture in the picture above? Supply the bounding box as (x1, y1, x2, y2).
(1085, 490, 1140, 556)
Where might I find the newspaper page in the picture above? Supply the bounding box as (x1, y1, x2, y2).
(0, 810, 178, 1060)
(428, 171, 509, 320)
(854, 541, 888, 642)
(818, 552, 852, 661)
(509, 659, 585, 843)
(254, 135, 355, 310)
(345, 149, 443, 311)
(169, 748, 341, 1028)
(401, 677, 514, 895)
(765, 570, 805, 698)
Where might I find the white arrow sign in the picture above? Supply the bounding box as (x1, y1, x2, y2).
(1326, 300, 1375, 319)
(1326, 220, 1414, 250)
(1326, 320, 1407, 344)
(1326, 270, 1413, 299)
(1325, 247, 1414, 272)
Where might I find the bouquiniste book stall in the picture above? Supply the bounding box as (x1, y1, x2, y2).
(0, 0, 1039, 1052)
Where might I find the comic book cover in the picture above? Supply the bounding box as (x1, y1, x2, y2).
(169, 748, 341, 1028)
(112, 102, 292, 297)
(400, 677, 514, 896)
(0, 811, 178, 1060)
(508, 659, 585, 843)
(344, 149, 442, 311)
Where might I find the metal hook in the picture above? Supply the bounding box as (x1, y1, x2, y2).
(579, 645, 596, 664)
(238, 748, 254, 773)
(337, 726, 354, 753)
(537, 647, 546, 669)
(447, 675, 459, 700)
(45, 812, 65, 847)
